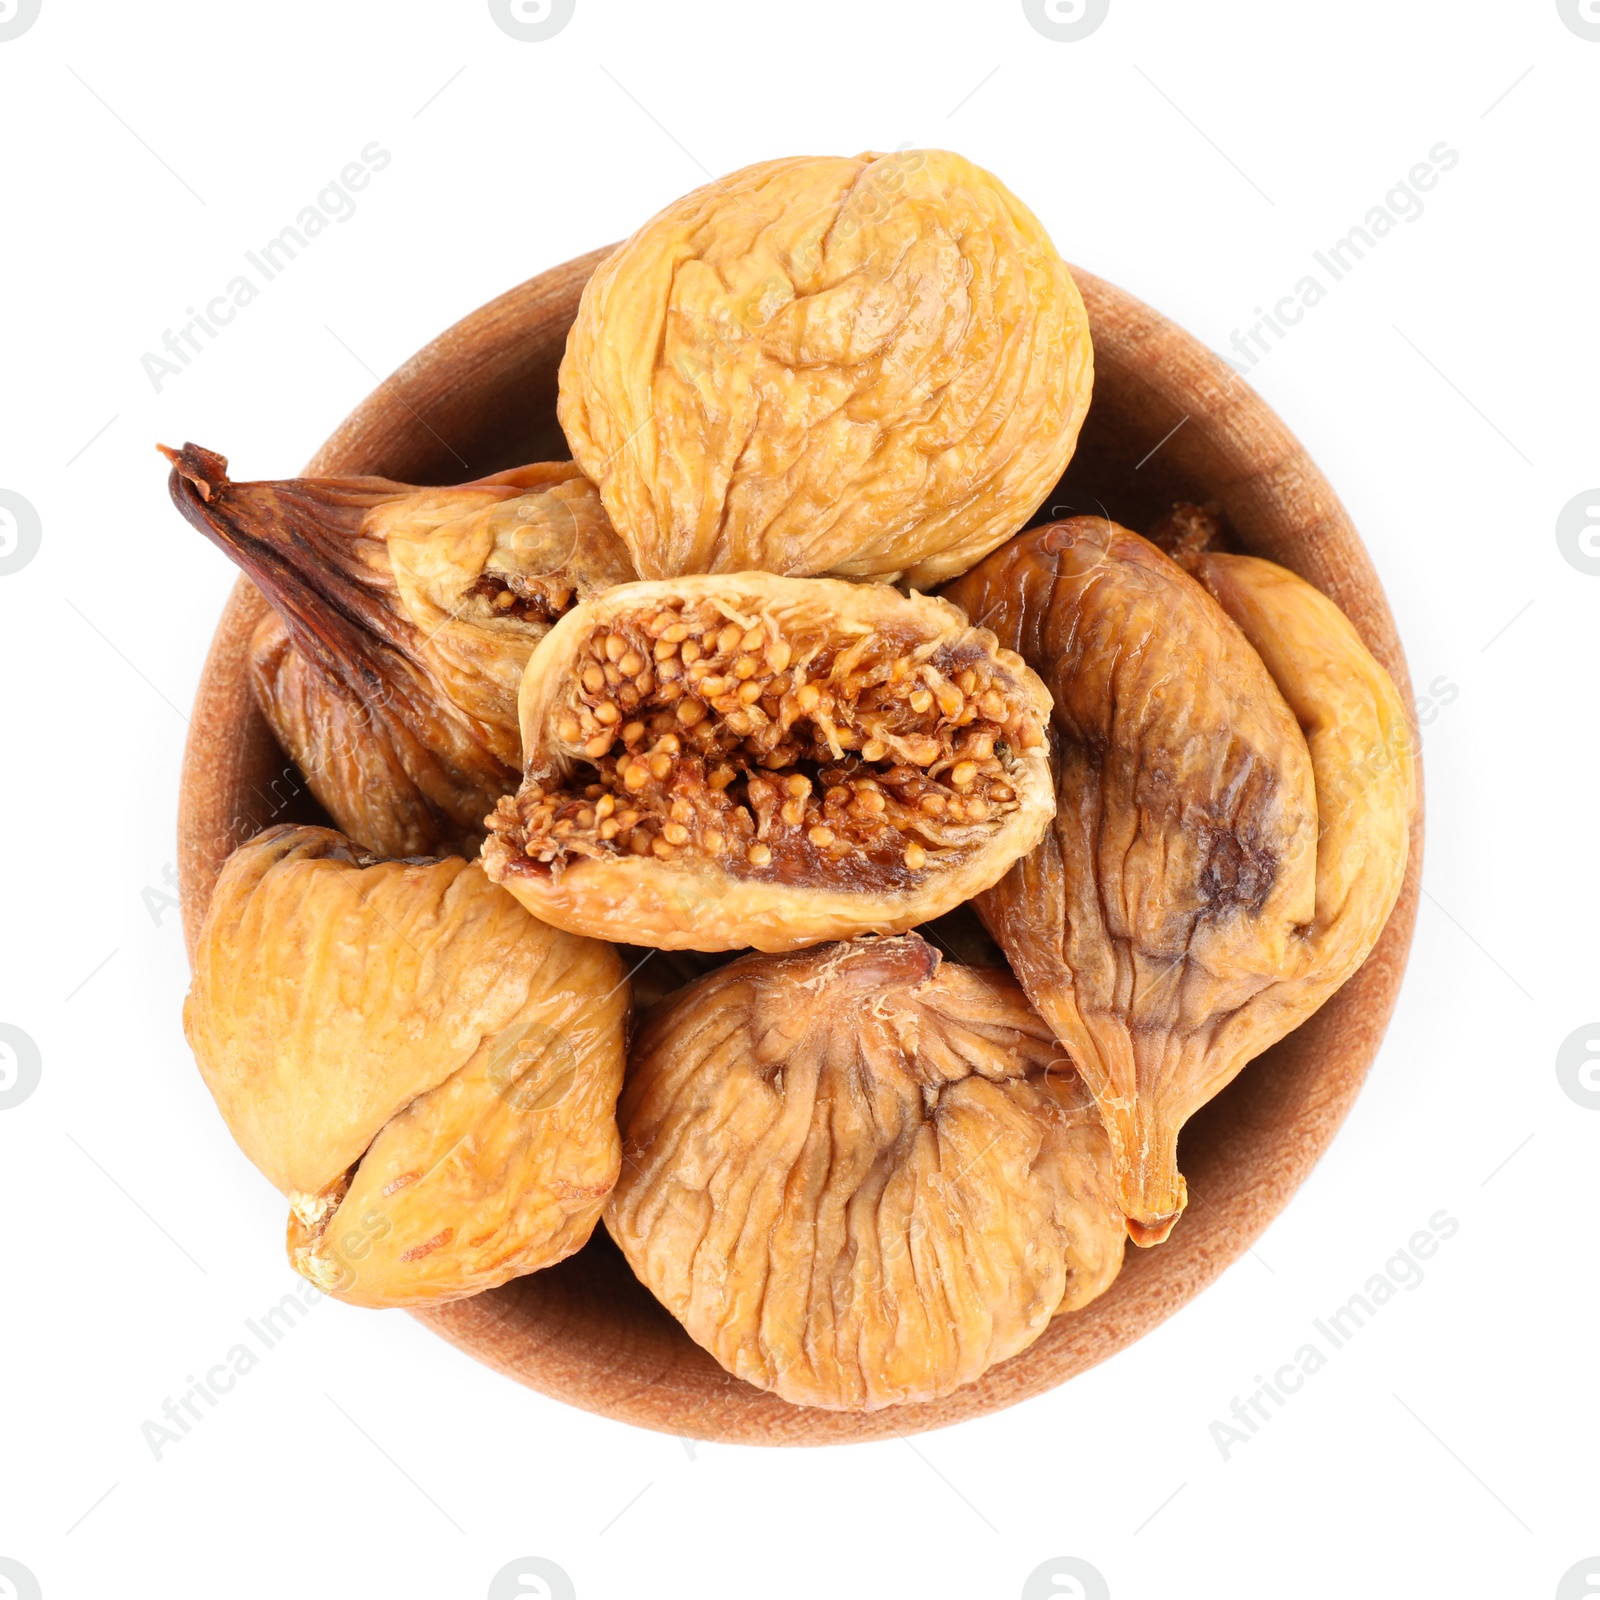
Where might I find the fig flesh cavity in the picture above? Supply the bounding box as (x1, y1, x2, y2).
(184, 824, 628, 1308)
(481, 573, 1056, 951)
(164, 443, 632, 857)
(944, 518, 1323, 1244)
(558, 149, 1094, 585)
(606, 934, 1125, 1411)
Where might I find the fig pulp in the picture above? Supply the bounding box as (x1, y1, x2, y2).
(483, 573, 1056, 951)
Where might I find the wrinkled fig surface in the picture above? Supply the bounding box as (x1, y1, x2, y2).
(164, 443, 632, 857)
(184, 824, 628, 1308)
(1180, 544, 1417, 1057)
(558, 149, 1093, 586)
(946, 518, 1414, 1243)
(482, 572, 1056, 951)
(944, 519, 1322, 1243)
(607, 935, 1125, 1411)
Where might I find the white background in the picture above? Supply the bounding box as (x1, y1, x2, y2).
(1, 2, 1595, 1597)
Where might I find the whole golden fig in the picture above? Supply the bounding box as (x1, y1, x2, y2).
(1179, 543, 1416, 1048)
(164, 443, 633, 858)
(944, 518, 1413, 1245)
(558, 149, 1093, 585)
(184, 824, 628, 1308)
(607, 934, 1125, 1411)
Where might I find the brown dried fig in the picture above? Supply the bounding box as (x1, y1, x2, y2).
(944, 520, 1317, 1242)
(184, 824, 628, 1308)
(481, 573, 1055, 951)
(606, 934, 1125, 1411)
(558, 149, 1093, 586)
(1180, 546, 1417, 1041)
(944, 519, 1414, 1245)
(164, 443, 633, 857)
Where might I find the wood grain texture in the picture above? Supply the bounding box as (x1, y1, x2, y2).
(176, 255, 1423, 1444)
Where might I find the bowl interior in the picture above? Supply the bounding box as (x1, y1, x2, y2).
(177, 251, 1422, 1445)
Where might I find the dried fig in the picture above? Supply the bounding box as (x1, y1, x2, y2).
(481, 573, 1055, 951)
(1179, 546, 1417, 1042)
(184, 824, 628, 1308)
(164, 443, 633, 857)
(558, 149, 1093, 585)
(606, 935, 1125, 1411)
(944, 520, 1318, 1242)
(945, 520, 1415, 1244)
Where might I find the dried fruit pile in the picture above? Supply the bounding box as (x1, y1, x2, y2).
(169, 149, 1415, 1413)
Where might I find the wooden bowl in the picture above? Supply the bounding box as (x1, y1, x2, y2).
(177, 248, 1423, 1444)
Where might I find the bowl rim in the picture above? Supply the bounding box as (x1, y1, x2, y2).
(176, 250, 1423, 1444)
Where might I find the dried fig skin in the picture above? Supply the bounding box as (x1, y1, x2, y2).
(1184, 552, 1416, 1027)
(558, 149, 1093, 586)
(372, 467, 635, 746)
(1146, 500, 1232, 569)
(481, 573, 1056, 952)
(184, 824, 627, 1309)
(247, 608, 510, 860)
(943, 518, 1322, 1244)
(607, 935, 1125, 1412)
(1148, 506, 1417, 1007)
(163, 443, 631, 859)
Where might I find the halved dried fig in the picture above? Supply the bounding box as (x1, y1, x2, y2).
(944, 518, 1326, 1244)
(481, 573, 1055, 951)
(184, 824, 628, 1308)
(558, 149, 1093, 585)
(606, 934, 1125, 1411)
(164, 443, 633, 857)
